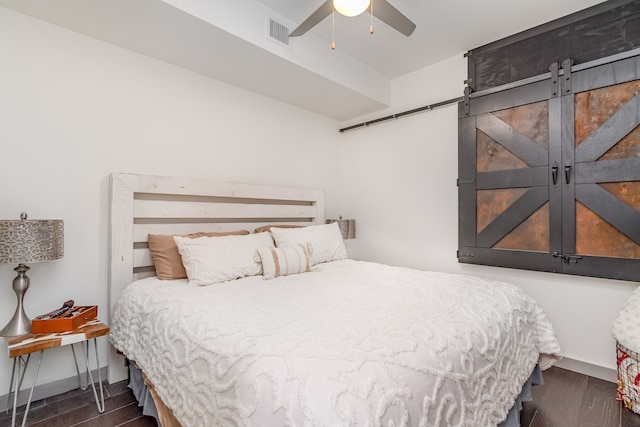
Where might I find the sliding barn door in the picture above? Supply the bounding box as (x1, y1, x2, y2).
(458, 55, 640, 281)
(565, 57, 640, 279)
(459, 77, 562, 273)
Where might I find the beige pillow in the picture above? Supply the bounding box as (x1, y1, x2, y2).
(174, 232, 275, 286)
(258, 244, 311, 280)
(254, 224, 304, 234)
(148, 230, 249, 280)
(270, 222, 347, 266)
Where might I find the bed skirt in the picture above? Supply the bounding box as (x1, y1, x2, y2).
(498, 364, 543, 427)
(128, 361, 543, 427)
(128, 361, 180, 427)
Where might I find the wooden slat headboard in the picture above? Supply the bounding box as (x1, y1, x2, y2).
(109, 172, 325, 315)
(108, 173, 324, 382)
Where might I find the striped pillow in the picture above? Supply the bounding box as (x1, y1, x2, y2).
(258, 244, 311, 280)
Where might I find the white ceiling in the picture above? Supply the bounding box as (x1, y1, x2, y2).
(0, 0, 605, 121)
(258, 0, 606, 78)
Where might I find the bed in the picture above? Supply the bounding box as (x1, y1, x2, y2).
(107, 172, 562, 427)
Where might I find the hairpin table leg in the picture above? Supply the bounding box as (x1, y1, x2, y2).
(7, 351, 44, 427)
(5, 357, 16, 415)
(6, 354, 33, 427)
(71, 344, 88, 391)
(9, 357, 19, 427)
(19, 351, 44, 427)
(78, 338, 105, 413)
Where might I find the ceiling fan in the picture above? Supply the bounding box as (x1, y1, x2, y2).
(289, 0, 416, 38)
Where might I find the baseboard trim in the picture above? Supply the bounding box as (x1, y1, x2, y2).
(0, 366, 107, 412)
(555, 357, 617, 383)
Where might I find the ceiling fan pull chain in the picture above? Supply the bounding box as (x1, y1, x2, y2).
(370, 0, 374, 34)
(332, 8, 336, 49)
(289, 0, 415, 39)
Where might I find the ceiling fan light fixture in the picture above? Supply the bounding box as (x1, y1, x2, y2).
(333, 0, 370, 17)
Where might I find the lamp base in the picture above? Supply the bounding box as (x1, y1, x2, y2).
(0, 264, 31, 337)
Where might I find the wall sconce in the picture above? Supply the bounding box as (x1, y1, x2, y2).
(0, 212, 64, 336)
(326, 216, 356, 239)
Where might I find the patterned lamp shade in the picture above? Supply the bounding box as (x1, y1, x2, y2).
(326, 216, 356, 239)
(0, 215, 64, 264)
(0, 213, 64, 336)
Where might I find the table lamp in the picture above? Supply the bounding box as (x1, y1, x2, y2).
(0, 212, 64, 336)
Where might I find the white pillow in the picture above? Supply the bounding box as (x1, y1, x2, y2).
(258, 244, 311, 280)
(174, 232, 274, 286)
(270, 222, 347, 266)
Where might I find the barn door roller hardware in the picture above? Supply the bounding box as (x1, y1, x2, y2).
(550, 58, 574, 97)
(463, 86, 471, 117)
(549, 62, 559, 97)
(562, 58, 574, 95)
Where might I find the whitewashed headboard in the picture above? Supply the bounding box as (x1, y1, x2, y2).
(108, 173, 324, 382)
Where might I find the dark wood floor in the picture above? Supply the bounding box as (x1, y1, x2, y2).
(521, 366, 640, 427)
(1, 366, 640, 426)
(0, 379, 156, 427)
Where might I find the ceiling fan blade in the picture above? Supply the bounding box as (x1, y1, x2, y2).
(372, 0, 416, 36)
(289, 0, 333, 37)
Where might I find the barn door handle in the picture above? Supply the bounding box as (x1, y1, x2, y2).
(564, 164, 572, 184)
(551, 165, 558, 185)
(552, 252, 583, 265)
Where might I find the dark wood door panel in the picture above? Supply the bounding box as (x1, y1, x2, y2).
(576, 159, 640, 183)
(459, 8, 640, 281)
(457, 247, 562, 272)
(477, 187, 549, 248)
(464, 79, 551, 118)
(575, 183, 640, 250)
(459, 80, 555, 268)
(569, 64, 640, 268)
(575, 88, 640, 163)
(571, 55, 640, 94)
(474, 95, 552, 255)
(477, 167, 548, 190)
(561, 255, 640, 280)
(467, 1, 640, 93)
(493, 203, 550, 252)
(476, 113, 548, 167)
(575, 201, 640, 259)
(458, 116, 477, 248)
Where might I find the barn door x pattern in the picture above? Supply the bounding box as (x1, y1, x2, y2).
(458, 55, 640, 281)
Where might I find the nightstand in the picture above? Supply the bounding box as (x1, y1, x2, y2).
(3, 320, 109, 427)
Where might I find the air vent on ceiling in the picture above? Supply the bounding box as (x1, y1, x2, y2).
(267, 17, 291, 49)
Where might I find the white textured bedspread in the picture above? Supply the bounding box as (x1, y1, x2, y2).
(109, 260, 561, 427)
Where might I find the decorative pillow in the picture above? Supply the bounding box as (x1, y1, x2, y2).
(258, 244, 311, 280)
(174, 232, 274, 286)
(270, 222, 347, 266)
(148, 231, 249, 280)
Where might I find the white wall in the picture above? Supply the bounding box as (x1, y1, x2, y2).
(340, 53, 638, 380)
(0, 7, 342, 392)
(1, 1, 636, 399)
